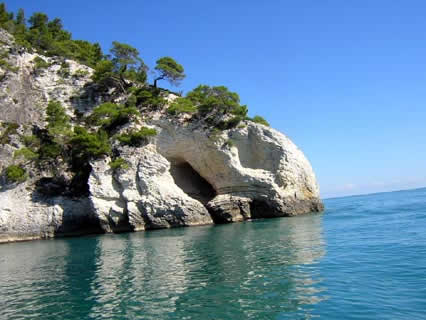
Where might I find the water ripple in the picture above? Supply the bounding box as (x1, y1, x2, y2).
(1, 188, 426, 319)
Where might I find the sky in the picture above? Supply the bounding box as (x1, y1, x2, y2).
(6, 0, 426, 198)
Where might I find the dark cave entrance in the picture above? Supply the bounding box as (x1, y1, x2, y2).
(169, 160, 216, 205)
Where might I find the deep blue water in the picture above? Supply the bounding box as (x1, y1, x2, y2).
(0, 188, 425, 319)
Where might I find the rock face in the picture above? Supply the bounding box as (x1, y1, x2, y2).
(87, 119, 323, 232)
(0, 29, 323, 243)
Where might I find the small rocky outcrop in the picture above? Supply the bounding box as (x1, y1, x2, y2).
(0, 29, 323, 243)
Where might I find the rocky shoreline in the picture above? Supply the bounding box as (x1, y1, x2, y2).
(0, 28, 323, 243)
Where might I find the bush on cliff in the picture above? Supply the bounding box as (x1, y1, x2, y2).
(116, 127, 157, 147)
(5, 164, 27, 183)
(89, 102, 139, 133)
(167, 97, 196, 115)
(0, 3, 103, 67)
(109, 157, 129, 170)
(251, 115, 270, 126)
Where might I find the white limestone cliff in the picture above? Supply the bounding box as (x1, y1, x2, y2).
(0, 29, 323, 243)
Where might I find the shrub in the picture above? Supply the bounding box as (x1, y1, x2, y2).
(92, 59, 114, 84)
(57, 61, 70, 78)
(216, 116, 244, 130)
(223, 139, 235, 148)
(46, 100, 70, 128)
(251, 115, 270, 127)
(90, 102, 139, 133)
(167, 97, 196, 115)
(133, 87, 167, 110)
(0, 58, 18, 73)
(0, 122, 19, 144)
(14, 147, 38, 160)
(73, 68, 89, 78)
(33, 56, 50, 72)
(109, 157, 129, 170)
(70, 127, 111, 161)
(5, 165, 27, 183)
(21, 135, 41, 148)
(39, 142, 62, 160)
(116, 127, 157, 147)
(186, 85, 244, 115)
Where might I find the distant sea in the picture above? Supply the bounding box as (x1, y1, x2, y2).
(1, 188, 425, 319)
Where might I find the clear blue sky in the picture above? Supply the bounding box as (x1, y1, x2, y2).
(7, 0, 426, 198)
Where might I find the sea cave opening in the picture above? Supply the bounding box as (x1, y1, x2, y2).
(168, 159, 216, 205)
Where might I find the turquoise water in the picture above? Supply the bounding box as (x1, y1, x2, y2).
(1, 188, 425, 319)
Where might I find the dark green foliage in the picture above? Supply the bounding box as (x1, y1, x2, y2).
(251, 115, 270, 126)
(32, 56, 50, 73)
(57, 61, 70, 78)
(0, 49, 19, 72)
(167, 97, 196, 115)
(154, 56, 185, 87)
(92, 42, 146, 92)
(46, 100, 71, 136)
(39, 141, 62, 160)
(5, 165, 26, 183)
(92, 59, 114, 84)
(116, 127, 157, 147)
(131, 87, 167, 110)
(14, 147, 38, 160)
(21, 134, 40, 149)
(70, 126, 111, 162)
(73, 68, 89, 78)
(0, 3, 10, 25)
(110, 41, 142, 72)
(230, 105, 248, 117)
(109, 157, 129, 170)
(90, 102, 139, 132)
(186, 85, 246, 116)
(0, 3, 103, 67)
(0, 122, 19, 144)
(216, 116, 244, 130)
(185, 85, 248, 129)
(126, 94, 137, 107)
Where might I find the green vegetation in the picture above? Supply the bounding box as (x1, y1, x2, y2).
(0, 3, 272, 195)
(5, 164, 26, 183)
(70, 127, 111, 161)
(73, 68, 89, 78)
(0, 3, 103, 67)
(0, 122, 18, 144)
(32, 56, 50, 74)
(92, 41, 147, 92)
(154, 57, 185, 88)
(46, 100, 70, 134)
(109, 157, 129, 170)
(14, 147, 38, 160)
(186, 85, 246, 116)
(116, 127, 157, 147)
(57, 61, 70, 78)
(224, 139, 235, 149)
(130, 87, 167, 110)
(251, 115, 270, 126)
(90, 102, 139, 132)
(167, 97, 196, 115)
(21, 134, 40, 149)
(0, 49, 18, 72)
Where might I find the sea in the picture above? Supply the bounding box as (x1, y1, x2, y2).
(0, 187, 425, 320)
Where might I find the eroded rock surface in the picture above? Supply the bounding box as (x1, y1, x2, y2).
(0, 29, 323, 243)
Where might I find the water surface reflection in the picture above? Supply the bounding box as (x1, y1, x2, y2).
(0, 214, 326, 320)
